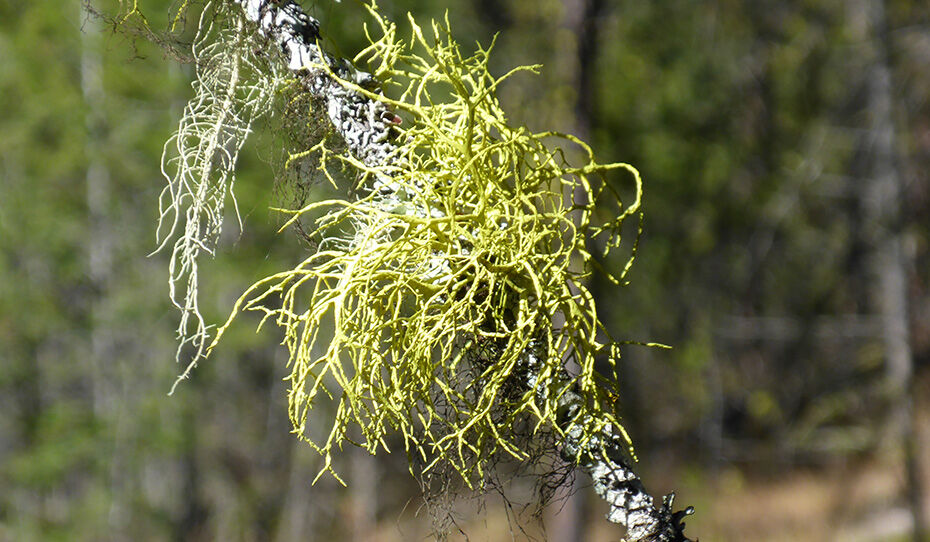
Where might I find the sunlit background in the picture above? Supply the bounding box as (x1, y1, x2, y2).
(1, 0, 928, 540)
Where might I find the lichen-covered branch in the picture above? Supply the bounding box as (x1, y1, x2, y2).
(521, 346, 694, 541)
(232, 0, 397, 169)
(222, 1, 693, 539)
(562, 393, 694, 541)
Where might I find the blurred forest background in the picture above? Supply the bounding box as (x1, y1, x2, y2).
(1, 0, 929, 540)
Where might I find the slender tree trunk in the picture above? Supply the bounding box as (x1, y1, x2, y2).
(80, 0, 113, 419)
(547, 0, 605, 539)
(568, 0, 603, 140)
(276, 443, 320, 542)
(175, 402, 210, 542)
(349, 447, 380, 541)
(854, 0, 927, 538)
(80, 3, 130, 536)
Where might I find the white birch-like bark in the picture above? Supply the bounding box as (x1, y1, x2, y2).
(231, 1, 693, 539)
(232, 0, 397, 169)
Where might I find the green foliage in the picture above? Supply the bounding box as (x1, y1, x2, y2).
(5, 403, 102, 490)
(210, 2, 644, 486)
(0, 1, 197, 538)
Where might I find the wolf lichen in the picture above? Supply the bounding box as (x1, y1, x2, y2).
(207, 3, 645, 487)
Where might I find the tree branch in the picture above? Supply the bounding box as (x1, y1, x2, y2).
(233, 0, 396, 168)
(231, 1, 694, 539)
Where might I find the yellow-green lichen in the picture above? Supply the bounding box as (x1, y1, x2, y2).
(210, 2, 644, 487)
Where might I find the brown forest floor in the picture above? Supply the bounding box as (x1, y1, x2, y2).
(366, 398, 930, 542)
(364, 454, 926, 542)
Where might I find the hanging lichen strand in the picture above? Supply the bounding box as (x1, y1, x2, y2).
(209, 2, 644, 487)
(154, 2, 284, 390)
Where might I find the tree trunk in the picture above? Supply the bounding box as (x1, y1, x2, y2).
(854, 0, 927, 538)
(81, 2, 129, 536)
(546, 0, 606, 538)
(349, 447, 380, 541)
